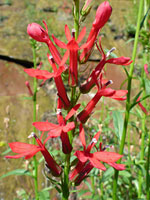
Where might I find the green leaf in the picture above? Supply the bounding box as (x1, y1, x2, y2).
(78, 189, 90, 197)
(102, 167, 114, 182)
(38, 190, 50, 200)
(130, 93, 150, 111)
(140, 7, 150, 29)
(112, 110, 123, 141)
(122, 66, 129, 77)
(120, 78, 128, 89)
(126, 38, 135, 44)
(119, 170, 131, 178)
(1, 147, 11, 156)
(0, 169, 33, 180)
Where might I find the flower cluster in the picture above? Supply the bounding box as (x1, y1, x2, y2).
(6, 1, 130, 186)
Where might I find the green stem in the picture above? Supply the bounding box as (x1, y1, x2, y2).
(112, 1, 144, 199)
(61, 2, 80, 199)
(74, 0, 80, 39)
(31, 40, 39, 200)
(62, 154, 71, 200)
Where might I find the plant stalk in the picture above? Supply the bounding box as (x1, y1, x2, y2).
(31, 40, 39, 200)
(74, 0, 80, 39)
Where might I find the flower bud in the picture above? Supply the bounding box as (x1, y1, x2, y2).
(92, 1, 112, 30)
(27, 23, 49, 43)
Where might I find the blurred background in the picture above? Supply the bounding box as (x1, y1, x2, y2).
(0, 0, 140, 199)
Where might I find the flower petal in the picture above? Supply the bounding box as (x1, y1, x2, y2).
(106, 57, 132, 65)
(60, 50, 69, 66)
(5, 142, 41, 159)
(94, 151, 123, 163)
(65, 24, 72, 41)
(62, 122, 75, 132)
(89, 157, 106, 170)
(74, 151, 88, 163)
(24, 68, 54, 80)
(77, 26, 86, 44)
(33, 121, 59, 131)
(110, 90, 128, 101)
(65, 104, 81, 121)
(79, 123, 86, 150)
(52, 34, 67, 49)
(108, 162, 125, 170)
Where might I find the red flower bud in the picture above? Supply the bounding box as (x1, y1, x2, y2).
(27, 22, 49, 43)
(92, 1, 112, 30)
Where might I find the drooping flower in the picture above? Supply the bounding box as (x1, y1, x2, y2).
(47, 54, 70, 108)
(24, 56, 70, 108)
(69, 124, 125, 185)
(27, 21, 62, 65)
(78, 77, 128, 123)
(80, 37, 132, 93)
(5, 133, 62, 176)
(33, 101, 80, 154)
(80, 1, 112, 62)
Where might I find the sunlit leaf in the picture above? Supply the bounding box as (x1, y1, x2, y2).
(112, 110, 123, 141)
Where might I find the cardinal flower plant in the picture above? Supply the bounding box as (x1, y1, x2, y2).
(6, 1, 134, 199)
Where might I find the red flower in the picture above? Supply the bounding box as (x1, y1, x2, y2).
(24, 57, 70, 108)
(144, 64, 149, 75)
(80, 1, 112, 62)
(47, 54, 70, 108)
(27, 21, 62, 65)
(78, 78, 128, 123)
(69, 124, 125, 185)
(24, 67, 64, 80)
(5, 133, 62, 176)
(33, 102, 80, 154)
(52, 25, 93, 86)
(80, 37, 132, 93)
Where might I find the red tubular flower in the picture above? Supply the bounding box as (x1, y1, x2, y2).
(78, 76, 128, 123)
(80, 1, 112, 62)
(27, 21, 62, 65)
(80, 37, 132, 93)
(27, 22, 49, 43)
(47, 54, 70, 108)
(52, 25, 92, 86)
(5, 133, 62, 176)
(77, 88, 115, 123)
(69, 124, 125, 184)
(33, 102, 80, 154)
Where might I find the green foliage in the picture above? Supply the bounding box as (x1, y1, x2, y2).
(112, 110, 124, 141)
(0, 169, 33, 180)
